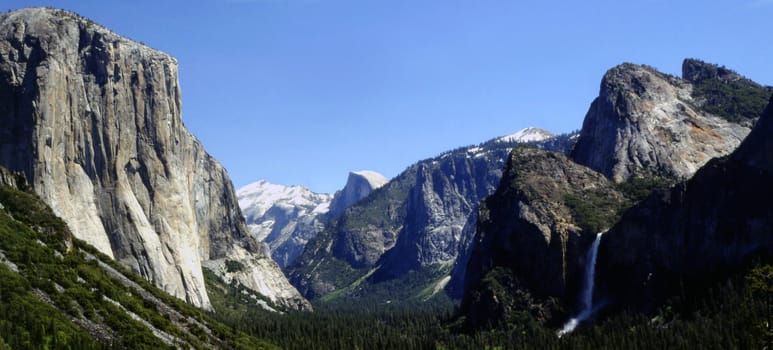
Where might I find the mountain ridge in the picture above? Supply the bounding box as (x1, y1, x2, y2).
(288, 128, 577, 300)
(237, 170, 387, 269)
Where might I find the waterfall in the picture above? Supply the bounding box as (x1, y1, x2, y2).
(558, 231, 605, 337)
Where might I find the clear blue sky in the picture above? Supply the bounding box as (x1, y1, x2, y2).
(5, 0, 772, 193)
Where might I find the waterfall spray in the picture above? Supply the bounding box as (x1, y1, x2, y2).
(558, 231, 605, 337)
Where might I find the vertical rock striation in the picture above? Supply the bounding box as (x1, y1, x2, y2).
(0, 8, 309, 310)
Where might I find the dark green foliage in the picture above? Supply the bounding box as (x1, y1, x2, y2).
(0, 185, 278, 349)
(448, 276, 765, 349)
(464, 267, 556, 329)
(204, 268, 282, 317)
(208, 271, 453, 350)
(747, 265, 773, 347)
(342, 266, 451, 304)
(0, 184, 70, 244)
(615, 175, 672, 203)
(565, 175, 672, 233)
(225, 259, 245, 273)
(210, 261, 772, 349)
(692, 77, 772, 123)
(564, 191, 620, 233)
(0, 264, 100, 349)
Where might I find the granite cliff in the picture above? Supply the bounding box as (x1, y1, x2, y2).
(595, 95, 773, 312)
(0, 8, 309, 311)
(571, 60, 769, 183)
(327, 170, 388, 219)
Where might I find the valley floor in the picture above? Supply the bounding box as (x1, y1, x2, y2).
(207, 266, 772, 350)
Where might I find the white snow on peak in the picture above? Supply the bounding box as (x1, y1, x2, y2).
(237, 180, 333, 219)
(497, 127, 555, 143)
(351, 170, 389, 189)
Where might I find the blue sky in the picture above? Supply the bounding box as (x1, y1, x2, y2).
(5, 0, 772, 193)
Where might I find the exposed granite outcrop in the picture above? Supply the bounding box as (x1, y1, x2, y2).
(327, 170, 388, 219)
(0, 8, 309, 310)
(570, 61, 766, 182)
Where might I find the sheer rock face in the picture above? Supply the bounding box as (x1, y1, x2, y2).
(570, 62, 752, 183)
(0, 8, 309, 311)
(460, 148, 626, 328)
(327, 170, 388, 219)
(596, 96, 773, 312)
(374, 147, 510, 282)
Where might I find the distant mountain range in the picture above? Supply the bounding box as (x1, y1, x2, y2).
(237, 171, 387, 269)
(282, 127, 574, 301)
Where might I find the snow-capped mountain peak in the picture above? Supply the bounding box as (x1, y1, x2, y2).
(497, 127, 555, 143)
(237, 171, 388, 269)
(237, 181, 333, 221)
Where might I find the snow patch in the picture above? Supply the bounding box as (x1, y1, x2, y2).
(497, 127, 555, 143)
(238, 180, 333, 219)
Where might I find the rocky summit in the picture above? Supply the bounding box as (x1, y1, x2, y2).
(570, 60, 769, 183)
(495, 127, 555, 143)
(327, 170, 389, 219)
(0, 8, 309, 311)
(238, 180, 333, 269)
